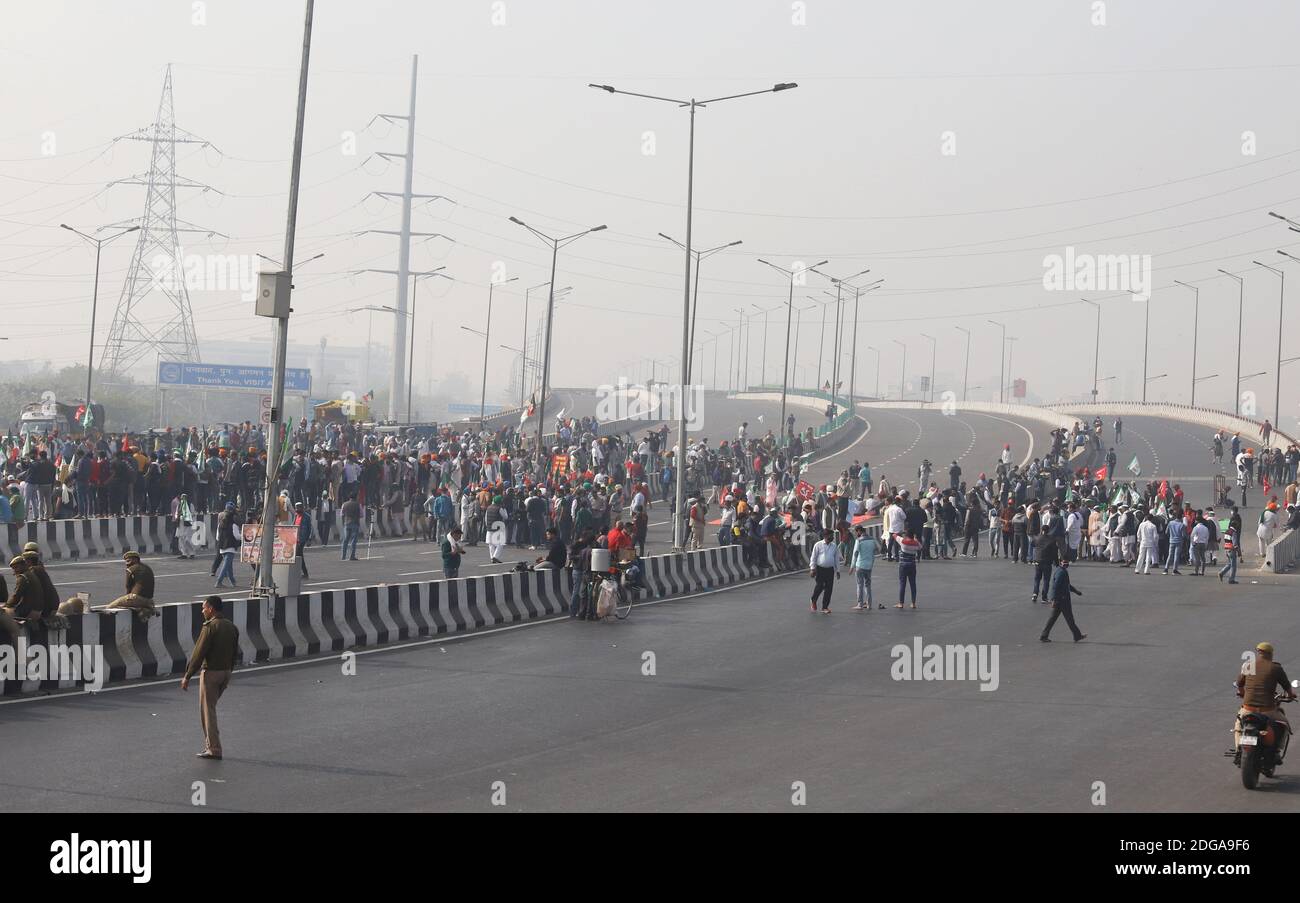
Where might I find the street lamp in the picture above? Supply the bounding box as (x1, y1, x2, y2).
(592, 79, 797, 551)
(809, 265, 871, 415)
(843, 280, 883, 415)
(1248, 261, 1289, 431)
(1171, 282, 1200, 406)
(750, 302, 781, 386)
(60, 222, 139, 429)
(987, 320, 1006, 403)
(892, 338, 906, 401)
(756, 258, 827, 445)
(659, 233, 741, 384)
(1126, 288, 1153, 403)
(468, 274, 518, 428)
(1080, 298, 1101, 404)
(354, 265, 450, 422)
(732, 307, 748, 391)
(920, 333, 936, 403)
(509, 216, 605, 453)
(867, 345, 881, 397)
(1218, 268, 1244, 413)
(954, 326, 971, 402)
(1267, 211, 1300, 232)
(792, 300, 817, 391)
(1006, 337, 1018, 402)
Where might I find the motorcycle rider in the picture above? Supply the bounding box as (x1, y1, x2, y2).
(1230, 641, 1297, 761)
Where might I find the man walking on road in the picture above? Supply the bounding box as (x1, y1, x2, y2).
(1040, 557, 1085, 643)
(1134, 511, 1159, 574)
(181, 595, 240, 760)
(339, 495, 361, 561)
(808, 528, 841, 614)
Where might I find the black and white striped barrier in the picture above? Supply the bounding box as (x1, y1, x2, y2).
(1, 509, 413, 564)
(2, 541, 806, 696)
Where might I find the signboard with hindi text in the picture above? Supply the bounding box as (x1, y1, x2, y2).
(158, 361, 312, 393)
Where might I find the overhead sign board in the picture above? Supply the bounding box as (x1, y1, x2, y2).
(447, 402, 505, 415)
(158, 361, 312, 393)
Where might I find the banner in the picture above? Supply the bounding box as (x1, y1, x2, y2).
(239, 524, 298, 565)
(551, 454, 569, 478)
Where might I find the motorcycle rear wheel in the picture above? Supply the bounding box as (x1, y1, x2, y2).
(1241, 746, 1261, 790)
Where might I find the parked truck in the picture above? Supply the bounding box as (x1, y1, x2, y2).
(13, 398, 106, 438)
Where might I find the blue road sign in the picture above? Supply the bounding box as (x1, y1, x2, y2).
(158, 361, 312, 393)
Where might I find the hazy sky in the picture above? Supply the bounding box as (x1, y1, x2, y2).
(3, 0, 1299, 421)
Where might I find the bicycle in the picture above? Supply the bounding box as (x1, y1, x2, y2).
(591, 560, 637, 619)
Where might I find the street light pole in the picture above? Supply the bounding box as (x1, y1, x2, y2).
(1218, 269, 1245, 414)
(867, 345, 881, 397)
(757, 260, 827, 445)
(1171, 282, 1200, 406)
(60, 223, 139, 429)
(921, 333, 936, 403)
(659, 234, 741, 384)
(473, 275, 517, 428)
(987, 320, 1006, 404)
(893, 339, 906, 401)
(592, 80, 796, 549)
(1080, 298, 1101, 404)
(509, 218, 605, 454)
(1253, 260, 1285, 428)
(955, 326, 971, 402)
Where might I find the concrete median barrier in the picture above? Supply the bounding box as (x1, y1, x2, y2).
(2, 540, 811, 697)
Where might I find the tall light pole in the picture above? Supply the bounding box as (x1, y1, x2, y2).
(467, 274, 517, 428)
(809, 265, 871, 414)
(591, 80, 797, 550)
(751, 302, 780, 386)
(954, 326, 971, 402)
(987, 319, 1006, 403)
(354, 265, 449, 422)
(1254, 259, 1285, 428)
(732, 307, 748, 390)
(843, 281, 883, 416)
(867, 345, 881, 397)
(920, 333, 936, 403)
(60, 223, 139, 428)
(519, 281, 549, 405)
(1124, 289, 1154, 403)
(892, 338, 906, 401)
(1218, 268, 1245, 414)
(1170, 282, 1200, 406)
(1080, 298, 1101, 404)
(1006, 337, 1018, 402)
(509, 217, 605, 453)
(659, 233, 741, 383)
(792, 300, 816, 391)
(255, 0, 313, 600)
(757, 259, 827, 442)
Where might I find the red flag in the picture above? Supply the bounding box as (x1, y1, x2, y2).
(795, 480, 815, 502)
(1262, 473, 1271, 496)
(1094, 465, 1107, 481)
(1158, 479, 1169, 499)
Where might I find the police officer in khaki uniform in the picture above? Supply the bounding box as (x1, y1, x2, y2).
(21, 548, 59, 616)
(106, 551, 156, 616)
(2, 555, 46, 641)
(181, 595, 240, 759)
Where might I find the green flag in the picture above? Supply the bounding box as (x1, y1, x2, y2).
(1127, 454, 1141, 477)
(1111, 485, 1126, 506)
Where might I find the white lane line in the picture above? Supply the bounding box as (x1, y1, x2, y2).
(804, 416, 872, 467)
(397, 569, 442, 576)
(302, 579, 356, 587)
(1130, 428, 1160, 475)
(0, 564, 803, 706)
(42, 534, 417, 573)
(962, 410, 1035, 469)
(953, 417, 978, 462)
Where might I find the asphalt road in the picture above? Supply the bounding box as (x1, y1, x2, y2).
(5, 400, 1295, 812)
(4, 539, 1296, 811)
(36, 395, 1052, 609)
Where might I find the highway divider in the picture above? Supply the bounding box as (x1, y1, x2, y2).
(1, 540, 809, 696)
(1, 508, 411, 565)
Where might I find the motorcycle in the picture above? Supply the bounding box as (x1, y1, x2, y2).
(1232, 680, 1300, 789)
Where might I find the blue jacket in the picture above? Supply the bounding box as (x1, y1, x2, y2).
(851, 536, 876, 569)
(1167, 519, 1186, 544)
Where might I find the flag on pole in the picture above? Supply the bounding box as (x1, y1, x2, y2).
(1158, 479, 1169, 499)
(21, 432, 32, 459)
(1127, 454, 1141, 477)
(1262, 472, 1271, 496)
(1094, 465, 1107, 481)
(1110, 485, 1126, 506)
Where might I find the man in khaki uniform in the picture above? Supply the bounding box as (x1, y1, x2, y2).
(2, 555, 47, 641)
(181, 595, 240, 760)
(106, 551, 157, 616)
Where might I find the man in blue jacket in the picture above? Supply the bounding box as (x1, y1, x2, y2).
(1040, 556, 1086, 643)
(1163, 513, 1186, 575)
